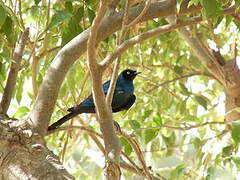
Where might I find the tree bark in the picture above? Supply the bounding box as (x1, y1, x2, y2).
(0, 116, 74, 180)
(224, 59, 240, 122)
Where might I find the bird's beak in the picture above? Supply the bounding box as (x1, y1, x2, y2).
(134, 71, 141, 76)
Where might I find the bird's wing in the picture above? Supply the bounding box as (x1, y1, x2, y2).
(112, 94, 136, 112)
(67, 80, 111, 113)
(111, 84, 133, 109)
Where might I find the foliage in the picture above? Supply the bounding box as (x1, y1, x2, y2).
(0, 0, 240, 179)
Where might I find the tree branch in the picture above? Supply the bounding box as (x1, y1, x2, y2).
(0, 28, 29, 114)
(120, 131, 153, 179)
(166, 17, 226, 85)
(106, 0, 130, 107)
(136, 121, 226, 131)
(124, 0, 152, 30)
(31, 53, 40, 99)
(87, 1, 122, 179)
(47, 125, 164, 179)
(100, 16, 203, 69)
(146, 72, 214, 93)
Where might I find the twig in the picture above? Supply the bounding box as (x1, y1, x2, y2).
(121, 151, 142, 173)
(147, 72, 213, 93)
(136, 121, 226, 131)
(31, 53, 40, 99)
(18, 0, 25, 29)
(89, 133, 105, 154)
(106, 0, 130, 106)
(77, 71, 90, 104)
(100, 16, 203, 69)
(31, 0, 52, 99)
(124, 0, 152, 30)
(38, 46, 61, 59)
(47, 125, 102, 137)
(0, 28, 29, 114)
(120, 131, 153, 179)
(47, 125, 163, 179)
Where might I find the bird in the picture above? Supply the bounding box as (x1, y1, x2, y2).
(48, 69, 140, 131)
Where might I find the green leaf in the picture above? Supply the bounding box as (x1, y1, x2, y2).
(144, 129, 158, 145)
(129, 120, 140, 129)
(142, 109, 152, 120)
(75, 6, 84, 20)
(225, 15, 233, 29)
(192, 137, 202, 151)
(0, 16, 13, 37)
(120, 137, 132, 155)
(67, 69, 76, 94)
(232, 157, 240, 169)
(14, 106, 30, 118)
(47, 10, 73, 30)
(34, 0, 41, 5)
(222, 145, 233, 157)
(170, 164, 185, 180)
(206, 166, 215, 180)
(200, 0, 222, 17)
(231, 122, 240, 144)
(173, 65, 183, 75)
(87, 8, 95, 24)
(179, 100, 186, 114)
(61, 13, 83, 46)
(16, 86, 23, 104)
(194, 95, 208, 110)
(179, 83, 190, 96)
(0, 4, 7, 29)
(153, 113, 162, 126)
(65, 1, 73, 13)
(235, 0, 240, 9)
(162, 132, 176, 156)
(188, 0, 200, 7)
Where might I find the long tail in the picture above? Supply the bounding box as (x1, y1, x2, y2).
(47, 112, 79, 131)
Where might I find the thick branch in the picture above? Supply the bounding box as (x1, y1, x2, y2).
(87, 1, 122, 179)
(0, 28, 29, 114)
(87, 0, 110, 124)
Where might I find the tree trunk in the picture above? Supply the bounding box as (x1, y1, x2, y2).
(0, 115, 73, 180)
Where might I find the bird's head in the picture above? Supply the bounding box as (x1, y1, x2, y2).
(121, 69, 141, 81)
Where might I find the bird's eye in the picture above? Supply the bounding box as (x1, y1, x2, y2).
(127, 71, 130, 75)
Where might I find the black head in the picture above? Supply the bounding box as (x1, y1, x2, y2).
(121, 69, 140, 81)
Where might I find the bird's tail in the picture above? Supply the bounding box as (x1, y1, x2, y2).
(47, 112, 79, 131)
